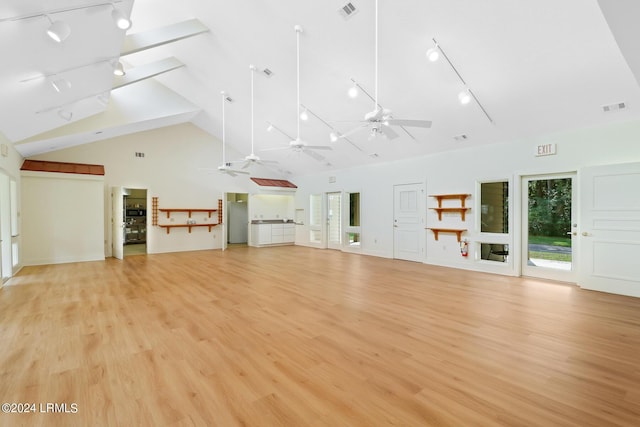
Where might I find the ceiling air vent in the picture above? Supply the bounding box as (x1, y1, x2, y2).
(453, 134, 468, 141)
(338, 2, 358, 19)
(262, 68, 274, 78)
(602, 102, 626, 113)
(135, 152, 145, 158)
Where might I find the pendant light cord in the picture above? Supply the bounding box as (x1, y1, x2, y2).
(374, 0, 378, 110)
(250, 65, 255, 155)
(221, 91, 226, 163)
(295, 25, 302, 140)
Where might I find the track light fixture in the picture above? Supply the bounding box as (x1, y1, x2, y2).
(57, 109, 73, 121)
(329, 132, 339, 143)
(46, 16, 71, 43)
(299, 109, 309, 121)
(111, 4, 132, 30)
(426, 46, 439, 62)
(348, 84, 359, 98)
(113, 61, 125, 76)
(427, 37, 493, 123)
(458, 89, 471, 105)
(50, 77, 72, 93)
(266, 122, 274, 132)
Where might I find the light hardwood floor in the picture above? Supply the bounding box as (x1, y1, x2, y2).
(1, 246, 639, 426)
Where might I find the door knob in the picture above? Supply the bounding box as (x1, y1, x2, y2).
(582, 231, 590, 237)
(567, 231, 577, 236)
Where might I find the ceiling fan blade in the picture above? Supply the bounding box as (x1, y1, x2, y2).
(258, 159, 279, 165)
(303, 149, 326, 162)
(305, 145, 332, 150)
(261, 146, 289, 152)
(386, 119, 432, 128)
(380, 125, 399, 139)
(340, 124, 369, 139)
(228, 169, 249, 175)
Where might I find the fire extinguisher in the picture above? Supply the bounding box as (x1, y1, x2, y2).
(460, 239, 469, 257)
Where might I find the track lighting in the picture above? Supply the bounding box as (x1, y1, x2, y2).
(46, 16, 71, 43)
(299, 109, 309, 121)
(51, 78, 71, 93)
(329, 132, 339, 142)
(426, 46, 440, 62)
(57, 109, 73, 121)
(111, 5, 132, 30)
(266, 123, 274, 132)
(348, 85, 359, 98)
(428, 37, 493, 123)
(458, 90, 471, 105)
(113, 61, 125, 76)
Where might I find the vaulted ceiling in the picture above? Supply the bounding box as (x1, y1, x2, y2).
(2, 0, 640, 176)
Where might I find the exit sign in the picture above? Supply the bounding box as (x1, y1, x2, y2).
(535, 143, 556, 157)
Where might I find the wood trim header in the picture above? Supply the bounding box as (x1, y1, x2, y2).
(20, 160, 105, 176)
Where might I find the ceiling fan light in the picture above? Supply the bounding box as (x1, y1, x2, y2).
(426, 47, 440, 62)
(47, 19, 71, 43)
(112, 7, 132, 30)
(458, 90, 471, 105)
(348, 85, 359, 98)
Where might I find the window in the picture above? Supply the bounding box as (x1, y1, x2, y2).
(345, 192, 361, 248)
(480, 181, 508, 233)
(349, 192, 360, 227)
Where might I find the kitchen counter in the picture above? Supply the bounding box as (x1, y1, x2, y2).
(251, 219, 295, 224)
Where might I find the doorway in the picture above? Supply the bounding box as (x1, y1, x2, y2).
(123, 188, 148, 256)
(326, 192, 342, 249)
(0, 170, 14, 283)
(521, 173, 576, 282)
(227, 192, 249, 246)
(393, 183, 424, 262)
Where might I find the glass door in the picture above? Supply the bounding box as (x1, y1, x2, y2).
(521, 173, 577, 282)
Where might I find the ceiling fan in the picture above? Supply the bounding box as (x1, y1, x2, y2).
(341, 0, 432, 140)
(231, 65, 279, 169)
(217, 91, 249, 177)
(262, 25, 332, 161)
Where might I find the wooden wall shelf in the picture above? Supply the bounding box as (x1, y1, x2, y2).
(427, 228, 467, 242)
(158, 224, 219, 234)
(429, 194, 471, 208)
(159, 208, 218, 218)
(430, 207, 470, 221)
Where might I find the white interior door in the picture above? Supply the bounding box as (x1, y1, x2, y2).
(111, 187, 125, 260)
(0, 171, 9, 282)
(327, 192, 342, 250)
(394, 183, 424, 262)
(521, 173, 577, 282)
(579, 162, 640, 297)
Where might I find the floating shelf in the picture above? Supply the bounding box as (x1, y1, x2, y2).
(159, 208, 218, 218)
(427, 228, 467, 242)
(158, 224, 219, 234)
(429, 194, 471, 208)
(430, 207, 470, 221)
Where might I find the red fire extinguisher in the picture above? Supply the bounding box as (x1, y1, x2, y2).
(460, 239, 469, 257)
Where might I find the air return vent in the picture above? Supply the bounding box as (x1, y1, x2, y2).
(602, 102, 626, 113)
(135, 152, 145, 158)
(338, 2, 358, 19)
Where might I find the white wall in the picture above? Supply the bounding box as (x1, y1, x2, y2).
(30, 123, 269, 256)
(249, 193, 295, 221)
(21, 171, 104, 265)
(291, 119, 640, 275)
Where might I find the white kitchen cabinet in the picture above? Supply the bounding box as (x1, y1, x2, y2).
(250, 222, 296, 246)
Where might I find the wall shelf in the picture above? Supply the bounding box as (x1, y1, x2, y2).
(159, 208, 218, 218)
(158, 224, 219, 234)
(430, 207, 470, 221)
(429, 193, 471, 208)
(427, 228, 467, 242)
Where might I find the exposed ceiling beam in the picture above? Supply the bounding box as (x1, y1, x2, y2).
(113, 57, 185, 89)
(121, 18, 209, 56)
